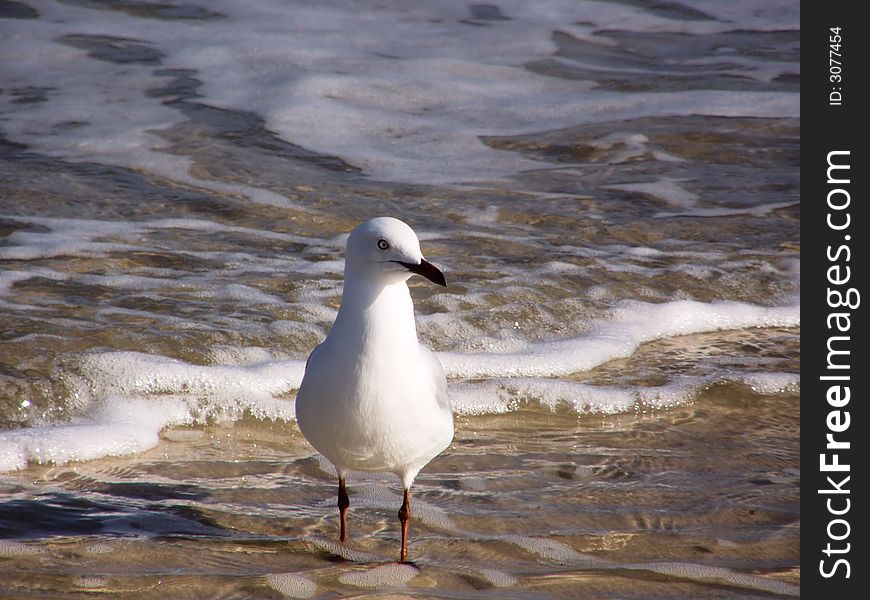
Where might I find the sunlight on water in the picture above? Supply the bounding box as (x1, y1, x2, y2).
(0, 0, 799, 596)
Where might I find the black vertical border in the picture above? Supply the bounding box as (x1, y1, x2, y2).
(803, 2, 867, 596)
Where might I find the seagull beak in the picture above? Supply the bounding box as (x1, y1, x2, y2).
(396, 259, 447, 286)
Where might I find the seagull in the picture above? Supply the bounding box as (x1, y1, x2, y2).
(295, 216, 454, 563)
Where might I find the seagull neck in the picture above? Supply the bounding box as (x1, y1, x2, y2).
(333, 273, 420, 348)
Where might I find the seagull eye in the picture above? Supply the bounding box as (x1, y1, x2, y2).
(377, 239, 390, 250)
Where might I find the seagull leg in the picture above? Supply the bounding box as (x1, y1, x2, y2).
(398, 487, 411, 562)
(338, 477, 349, 543)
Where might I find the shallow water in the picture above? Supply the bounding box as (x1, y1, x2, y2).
(0, 0, 799, 597)
(2, 377, 799, 598)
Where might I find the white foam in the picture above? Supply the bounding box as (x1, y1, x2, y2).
(584, 132, 686, 164)
(0, 214, 330, 264)
(0, 270, 58, 313)
(450, 379, 661, 416)
(73, 578, 108, 590)
(81, 542, 116, 555)
(607, 179, 700, 208)
(264, 573, 318, 598)
(0, 2, 309, 211)
(476, 568, 518, 588)
(0, 298, 798, 471)
(449, 371, 798, 418)
(337, 563, 420, 587)
(259, 68, 796, 184)
(0, 0, 798, 186)
(589, 132, 648, 163)
(0, 351, 306, 472)
(206, 346, 284, 366)
(626, 561, 800, 597)
(303, 537, 385, 563)
(440, 300, 799, 378)
(267, 320, 332, 346)
(503, 535, 602, 566)
(738, 372, 800, 394)
(0, 397, 189, 472)
(538, 261, 585, 275)
(499, 534, 799, 595)
(0, 219, 141, 261)
(0, 540, 43, 557)
(0, 270, 35, 296)
(193, 283, 285, 306)
(79, 352, 303, 420)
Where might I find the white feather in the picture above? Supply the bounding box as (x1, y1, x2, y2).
(296, 217, 454, 489)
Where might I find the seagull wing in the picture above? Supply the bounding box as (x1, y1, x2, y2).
(421, 344, 452, 414)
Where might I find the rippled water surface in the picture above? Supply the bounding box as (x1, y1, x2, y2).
(1, 0, 799, 597)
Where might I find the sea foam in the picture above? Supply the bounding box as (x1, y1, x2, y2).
(1, 298, 798, 472)
(439, 299, 799, 378)
(0, 0, 798, 187)
(265, 573, 318, 598)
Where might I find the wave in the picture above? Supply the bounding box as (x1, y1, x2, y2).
(1, 299, 798, 472)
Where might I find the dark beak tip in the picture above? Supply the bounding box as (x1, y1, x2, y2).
(398, 259, 447, 287)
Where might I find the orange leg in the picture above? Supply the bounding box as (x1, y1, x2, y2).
(398, 488, 411, 562)
(338, 477, 349, 543)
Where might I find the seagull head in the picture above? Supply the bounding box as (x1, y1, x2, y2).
(345, 217, 446, 287)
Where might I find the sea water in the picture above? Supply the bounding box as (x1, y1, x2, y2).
(1, 0, 798, 597)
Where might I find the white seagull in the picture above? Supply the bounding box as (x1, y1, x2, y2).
(295, 216, 454, 563)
